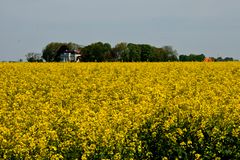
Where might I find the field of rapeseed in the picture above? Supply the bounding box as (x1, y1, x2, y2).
(0, 62, 239, 159)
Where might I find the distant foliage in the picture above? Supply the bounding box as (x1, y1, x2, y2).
(42, 42, 179, 62)
(1, 62, 240, 159)
(41, 41, 237, 62)
(25, 52, 43, 62)
(81, 42, 112, 62)
(42, 42, 81, 62)
(179, 54, 205, 62)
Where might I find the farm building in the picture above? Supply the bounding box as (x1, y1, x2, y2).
(204, 57, 215, 62)
(60, 50, 81, 62)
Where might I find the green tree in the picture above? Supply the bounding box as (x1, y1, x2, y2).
(224, 57, 234, 61)
(25, 52, 43, 62)
(195, 54, 205, 61)
(162, 46, 178, 61)
(127, 43, 141, 62)
(42, 42, 64, 62)
(149, 46, 178, 62)
(149, 48, 165, 62)
(179, 55, 189, 61)
(81, 42, 111, 62)
(179, 54, 205, 61)
(139, 44, 154, 62)
(216, 57, 223, 61)
(67, 42, 82, 50)
(112, 42, 129, 61)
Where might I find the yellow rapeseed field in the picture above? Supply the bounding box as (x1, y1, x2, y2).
(0, 62, 239, 159)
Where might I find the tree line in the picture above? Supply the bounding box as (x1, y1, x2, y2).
(41, 42, 178, 62)
(25, 42, 236, 62)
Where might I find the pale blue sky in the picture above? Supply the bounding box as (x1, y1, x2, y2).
(1, 0, 240, 61)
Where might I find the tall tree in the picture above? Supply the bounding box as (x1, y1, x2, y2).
(162, 46, 178, 61)
(127, 43, 141, 62)
(112, 42, 129, 61)
(42, 42, 64, 62)
(81, 42, 111, 62)
(139, 44, 154, 62)
(149, 48, 165, 62)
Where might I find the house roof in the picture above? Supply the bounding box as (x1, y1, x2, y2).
(65, 49, 81, 54)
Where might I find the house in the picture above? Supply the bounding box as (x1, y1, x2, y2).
(60, 49, 81, 62)
(203, 57, 214, 62)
